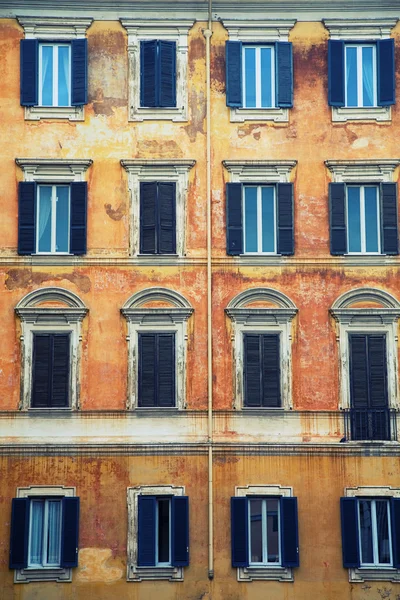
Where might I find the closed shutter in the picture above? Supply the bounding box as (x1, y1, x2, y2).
(377, 39, 395, 106)
(328, 40, 345, 106)
(349, 335, 369, 409)
(9, 498, 29, 569)
(140, 40, 157, 107)
(159, 41, 176, 107)
(157, 334, 175, 407)
(244, 334, 262, 407)
(368, 335, 387, 409)
(244, 334, 280, 407)
(277, 182, 294, 255)
(70, 182, 87, 255)
(18, 181, 36, 255)
(32, 334, 70, 408)
(329, 182, 347, 255)
(138, 333, 157, 407)
(158, 182, 176, 254)
(391, 498, 400, 569)
(60, 497, 80, 568)
(71, 39, 88, 106)
(226, 41, 243, 107)
(138, 496, 156, 566)
(381, 183, 398, 255)
(140, 182, 157, 254)
(20, 39, 38, 106)
(340, 497, 360, 568)
(276, 42, 293, 108)
(262, 334, 281, 407)
(350, 334, 388, 409)
(280, 497, 299, 567)
(171, 496, 189, 567)
(51, 335, 70, 408)
(226, 183, 243, 255)
(231, 497, 249, 567)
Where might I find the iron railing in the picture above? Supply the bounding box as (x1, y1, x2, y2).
(344, 408, 397, 442)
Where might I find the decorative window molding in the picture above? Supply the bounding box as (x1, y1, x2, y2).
(223, 160, 297, 183)
(15, 287, 88, 411)
(121, 159, 195, 257)
(16, 158, 93, 183)
(121, 287, 193, 410)
(127, 484, 185, 581)
(226, 287, 297, 410)
(325, 159, 400, 183)
(120, 19, 194, 122)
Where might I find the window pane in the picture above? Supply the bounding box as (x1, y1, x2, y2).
(56, 186, 70, 252)
(38, 186, 52, 252)
(41, 46, 53, 106)
(347, 187, 361, 252)
(58, 46, 70, 107)
(157, 498, 170, 563)
(364, 187, 379, 252)
(362, 47, 374, 107)
(261, 187, 275, 252)
(29, 500, 44, 565)
(260, 47, 272, 108)
(346, 46, 358, 107)
(359, 500, 374, 564)
(47, 500, 62, 565)
(244, 187, 258, 252)
(266, 498, 280, 563)
(376, 501, 391, 564)
(244, 47, 256, 108)
(249, 499, 263, 563)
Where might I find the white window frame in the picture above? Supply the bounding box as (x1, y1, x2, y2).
(357, 498, 393, 568)
(17, 16, 92, 121)
(243, 184, 277, 254)
(14, 485, 76, 583)
(346, 184, 381, 255)
(242, 45, 276, 109)
(38, 43, 71, 108)
(155, 498, 172, 567)
(127, 485, 185, 582)
(28, 498, 63, 568)
(344, 44, 377, 108)
(36, 184, 71, 254)
(248, 497, 281, 566)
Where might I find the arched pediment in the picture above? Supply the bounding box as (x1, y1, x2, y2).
(330, 287, 400, 325)
(121, 287, 193, 324)
(331, 287, 400, 310)
(15, 287, 88, 323)
(226, 287, 297, 325)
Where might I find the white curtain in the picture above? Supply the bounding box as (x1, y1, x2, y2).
(38, 187, 52, 251)
(47, 501, 62, 564)
(41, 47, 50, 104)
(60, 47, 70, 105)
(29, 501, 44, 565)
(362, 49, 374, 106)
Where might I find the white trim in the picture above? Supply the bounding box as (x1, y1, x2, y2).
(346, 185, 380, 254)
(331, 105, 391, 123)
(323, 18, 397, 40)
(325, 159, 400, 183)
(38, 43, 71, 108)
(242, 45, 275, 109)
(36, 184, 71, 254)
(16, 158, 92, 183)
(243, 185, 276, 254)
(344, 44, 376, 108)
(223, 160, 296, 184)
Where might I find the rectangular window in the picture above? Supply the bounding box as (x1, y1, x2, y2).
(358, 499, 393, 567)
(39, 44, 71, 107)
(28, 498, 63, 568)
(243, 46, 275, 108)
(139, 182, 176, 254)
(243, 186, 276, 253)
(32, 333, 70, 408)
(37, 185, 70, 254)
(249, 497, 280, 565)
(345, 44, 376, 108)
(138, 333, 176, 407)
(243, 333, 281, 408)
(140, 40, 176, 108)
(347, 185, 380, 253)
(156, 498, 171, 565)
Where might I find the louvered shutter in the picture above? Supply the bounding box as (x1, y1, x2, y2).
(349, 335, 369, 409)
(18, 181, 36, 255)
(329, 182, 347, 255)
(138, 496, 156, 566)
(377, 39, 395, 106)
(281, 497, 299, 567)
(391, 498, 400, 569)
(368, 335, 387, 409)
(32, 334, 51, 407)
(158, 182, 176, 254)
(226, 183, 243, 255)
(159, 41, 176, 107)
(70, 182, 87, 255)
(157, 334, 175, 407)
(171, 496, 189, 566)
(328, 40, 345, 106)
(71, 39, 88, 106)
(231, 497, 249, 567)
(244, 334, 262, 407)
(138, 334, 156, 407)
(9, 498, 29, 569)
(20, 39, 38, 106)
(51, 334, 70, 408)
(381, 183, 398, 255)
(141, 40, 157, 107)
(262, 334, 281, 407)
(277, 182, 294, 255)
(226, 41, 243, 107)
(60, 497, 80, 568)
(340, 497, 360, 568)
(140, 182, 157, 254)
(276, 42, 293, 108)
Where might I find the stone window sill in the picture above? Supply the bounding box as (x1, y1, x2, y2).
(15, 567, 72, 583)
(332, 105, 391, 123)
(230, 106, 289, 123)
(25, 105, 84, 121)
(349, 567, 400, 583)
(238, 565, 293, 582)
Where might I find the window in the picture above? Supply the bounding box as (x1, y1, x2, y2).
(32, 333, 70, 408)
(138, 333, 175, 407)
(243, 334, 281, 407)
(9, 485, 79, 583)
(140, 182, 176, 255)
(39, 43, 71, 107)
(127, 485, 189, 581)
(140, 41, 176, 108)
(346, 185, 380, 253)
(242, 45, 275, 108)
(358, 499, 392, 567)
(243, 186, 276, 253)
(36, 185, 70, 253)
(344, 44, 376, 108)
(231, 485, 299, 582)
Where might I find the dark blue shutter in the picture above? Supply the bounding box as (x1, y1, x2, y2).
(349, 335, 369, 409)
(71, 39, 88, 106)
(138, 496, 156, 566)
(141, 40, 157, 107)
(244, 334, 262, 407)
(51, 334, 70, 408)
(61, 497, 80, 568)
(391, 498, 400, 569)
(138, 333, 156, 407)
(70, 182, 87, 255)
(158, 182, 176, 254)
(20, 39, 38, 106)
(276, 42, 293, 108)
(226, 183, 243, 255)
(32, 334, 51, 408)
(159, 41, 176, 107)
(377, 39, 395, 106)
(381, 183, 398, 255)
(18, 181, 36, 255)
(329, 182, 347, 255)
(172, 496, 189, 567)
(328, 40, 345, 107)
(231, 497, 249, 567)
(226, 41, 242, 107)
(157, 334, 175, 407)
(368, 335, 387, 409)
(140, 182, 157, 254)
(340, 497, 360, 568)
(277, 182, 294, 255)
(280, 497, 299, 567)
(9, 498, 29, 569)
(262, 335, 281, 407)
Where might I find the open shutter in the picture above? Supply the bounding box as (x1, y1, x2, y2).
(262, 334, 281, 407)
(9, 498, 29, 569)
(32, 334, 51, 408)
(138, 333, 156, 407)
(231, 497, 249, 567)
(51, 334, 70, 408)
(277, 182, 294, 255)
(138, 496, 156, 566)
(226, 41, 242, 107)
(281, 497, 299, 567)
(140, 182, 157, 254)
(61, 497, 80, 568)
(340, 497, 360, 568)
(381, 183, 398, 255)
(244, 334, 262, 407)
(377, 39, 395, 106)
(159, 41, 176, 107)
(158, 182, 176, 254)
(226, 183, 243, 255)
(172, 496, 189, 567)
(157, 334, 175, 407)
(70, 182, 87, 255)
(276, 42, 293, 108)
(141, 40, 157, 107)
(71, 39, 88, 106)
(20, 39, 38, 106)
(329, 182, 347, 255)
(18, 181, 36, 255)
(328, 40, 345, 107)
(391, 498, 400, 569)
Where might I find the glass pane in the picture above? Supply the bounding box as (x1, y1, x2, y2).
(47, 500, 62, 565)
(249, 499, 263, 563)
(41, 46, 53, 106)
(347, 187, 361, 252)
(244, 187, 258, 252)
(38, 186, 52, 252)
(157, 498, 170, 563)
(56, 186, 70, 252)
(29, 500, 44, 565)
(376, 501, 391, 564)
(364, 187, 379, 252)
(266, 498, 280, 563)
(261, 187, 275, 252)
(244, 47, 256, 108)
(346, 46, 358, 107)
(359, 500, 374, 564)
(58, 46, 70, 107)
(260, 47, 272, 108)
(362, 47, 374, 107)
